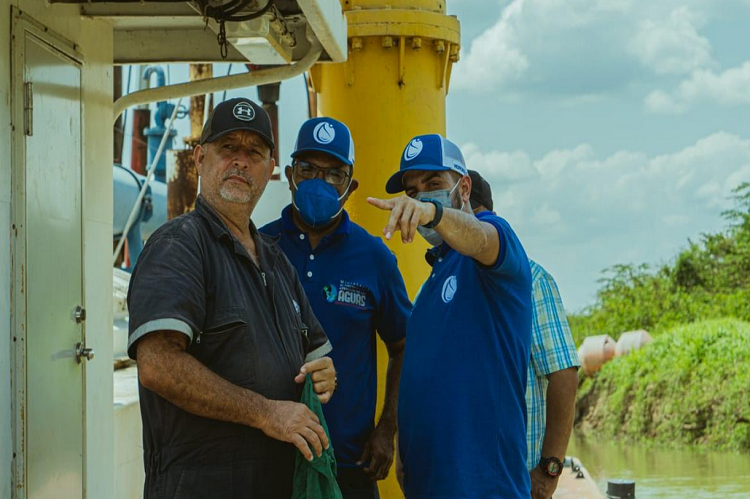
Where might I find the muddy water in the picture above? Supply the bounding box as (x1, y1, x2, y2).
(567, 432, 750, 498)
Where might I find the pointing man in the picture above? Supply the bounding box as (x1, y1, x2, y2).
(261, 117, 411, 499)
(368, 134, 532, 499)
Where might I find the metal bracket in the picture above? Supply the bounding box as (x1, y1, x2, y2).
(75, 342, 95, 363)
(74, 305, 86, 323)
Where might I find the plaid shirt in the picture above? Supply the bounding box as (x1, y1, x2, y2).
(526, 260, 580, 470)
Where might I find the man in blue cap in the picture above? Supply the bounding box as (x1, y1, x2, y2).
(368, 134, 532, 499)
(261, 117, 412, 499)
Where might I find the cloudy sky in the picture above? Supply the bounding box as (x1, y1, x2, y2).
(443, 0, 750, 310)
(122, 0, 750, 311)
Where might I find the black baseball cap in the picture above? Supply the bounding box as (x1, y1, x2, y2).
(469, 170, 494, 212)
(200, 98, 275, 150)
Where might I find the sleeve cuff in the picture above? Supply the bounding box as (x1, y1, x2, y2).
(540, 359, 582, 376)
(305, 339, 333, 362)
(127, 318, 194, 359)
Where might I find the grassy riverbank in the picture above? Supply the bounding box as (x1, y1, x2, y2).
(571, 184, 750, 451)
(576, 319, 750, 451)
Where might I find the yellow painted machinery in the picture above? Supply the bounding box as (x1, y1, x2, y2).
(309, 1, 460, 495)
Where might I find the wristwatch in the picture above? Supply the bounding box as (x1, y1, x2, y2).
(420, 199, 444, 229)
(538, 456, 563, 478)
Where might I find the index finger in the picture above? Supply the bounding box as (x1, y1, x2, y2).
(366, 197, 395, 211)
(301, 357, 333, 373)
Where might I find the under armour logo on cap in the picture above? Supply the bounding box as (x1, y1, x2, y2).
(233, 102, 255, 121)
(313, 122, 336, 144)
(199, 98, 274, 149)
(404, 138, 423, 161)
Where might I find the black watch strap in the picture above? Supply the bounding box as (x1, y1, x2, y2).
(421, 199, 443, 229)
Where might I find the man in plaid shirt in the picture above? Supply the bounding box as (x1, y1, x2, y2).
(469, 170, 580, 499)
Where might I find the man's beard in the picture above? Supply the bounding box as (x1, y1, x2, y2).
(219, 169, 262, 204)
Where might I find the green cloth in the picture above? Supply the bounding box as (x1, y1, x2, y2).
(291, 375, 343, 499)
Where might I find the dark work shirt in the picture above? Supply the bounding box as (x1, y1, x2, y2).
(126, 196, 331, 496)
(260, 206, 410, 467)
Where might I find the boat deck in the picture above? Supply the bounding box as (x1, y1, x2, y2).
(555, 457, 605, 499)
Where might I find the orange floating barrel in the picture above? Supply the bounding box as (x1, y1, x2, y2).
(615, 330, 653, 358)
(578, 335, 616, 375)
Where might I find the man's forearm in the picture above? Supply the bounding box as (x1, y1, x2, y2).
(138, 331, 270, 430)
(540, 368, 578, 460)
(378, 340, 405, 430)
(432, 206, 499, 265)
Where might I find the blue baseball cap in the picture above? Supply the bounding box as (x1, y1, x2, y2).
(385, 134, 468, 194)
(292, 117, 355, 166)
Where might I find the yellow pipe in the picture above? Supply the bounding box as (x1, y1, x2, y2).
(310, 2, 460, 497)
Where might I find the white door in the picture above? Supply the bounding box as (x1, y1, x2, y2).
(13, 18, 85, 499)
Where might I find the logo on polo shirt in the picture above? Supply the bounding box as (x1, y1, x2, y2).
(404, 138, 423, 161)
(313, 122, 336, 144)
(233, 102, 255, 121)
(323, 284, 338, 303)
(324, 280, 370, 309)
(442, 275, 457, 303)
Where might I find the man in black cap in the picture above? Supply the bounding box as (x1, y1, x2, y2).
(127, 98, 337, 498)
(468, 169, 494, 214)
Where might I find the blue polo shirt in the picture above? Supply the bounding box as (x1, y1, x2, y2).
(260, 205, 411, 468)
(398, 211, 532, 499)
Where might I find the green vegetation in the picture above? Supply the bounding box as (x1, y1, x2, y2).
(576, 319, 750, 451)
(572, 183, 750, 451)
(570, 182, 750, 346)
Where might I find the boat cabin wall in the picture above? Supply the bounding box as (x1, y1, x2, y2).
(1, 0, 114, 496)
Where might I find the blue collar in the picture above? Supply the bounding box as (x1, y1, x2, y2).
(280, 204, 351, 238)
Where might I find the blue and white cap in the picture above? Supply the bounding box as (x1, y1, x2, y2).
(385, 134, 468, 193)
(292, 117, 355, 166)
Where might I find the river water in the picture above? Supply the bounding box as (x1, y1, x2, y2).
(567, 432, 750, 498)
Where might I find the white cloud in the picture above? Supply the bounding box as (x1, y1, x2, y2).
(453, 0, 739, 97)
(646, 61, 750, 113)
(463, 132, 750, 309)
(461, 143, 535, 182)
(629, 6, 715, 75)
(452, 1, 529, 91)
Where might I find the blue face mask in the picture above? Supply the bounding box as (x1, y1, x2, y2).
(414, 178, 463, 246)
(292, 178, 350, 228)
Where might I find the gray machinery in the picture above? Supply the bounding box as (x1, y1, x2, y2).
(113, 164, 167, 270)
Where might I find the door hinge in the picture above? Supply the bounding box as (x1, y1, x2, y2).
(23, 81, 33, 136)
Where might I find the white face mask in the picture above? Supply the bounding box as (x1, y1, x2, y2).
(414, 178, 464, 246)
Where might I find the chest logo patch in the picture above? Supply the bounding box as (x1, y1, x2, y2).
(323, 284, 338, 303)
(323, 280, 370, 309)
(442, 275, 458, 303)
